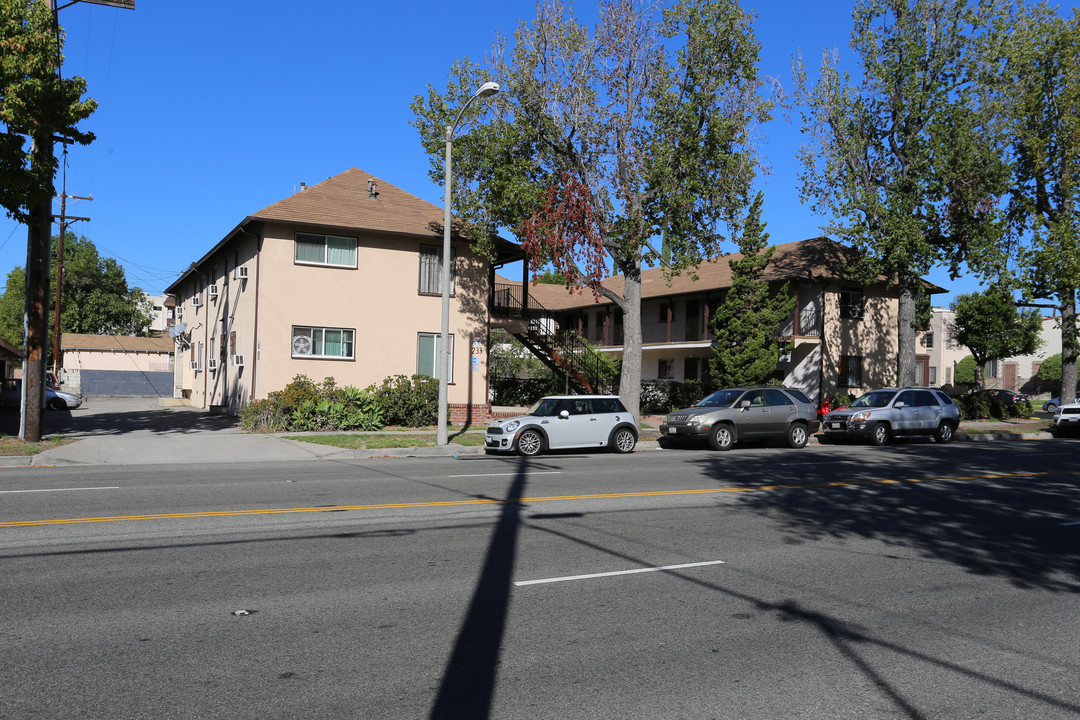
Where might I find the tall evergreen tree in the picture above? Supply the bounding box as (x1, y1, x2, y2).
(709, 193, 796, 388)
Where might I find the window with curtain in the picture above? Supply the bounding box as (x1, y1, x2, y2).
(418, 245, 456, 295)
(417, 332, 454, 382)
(295, 233, 357, 268)
(291, 326, 355, 359)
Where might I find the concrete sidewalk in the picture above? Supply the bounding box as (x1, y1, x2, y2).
(0, 396, 1061, 468)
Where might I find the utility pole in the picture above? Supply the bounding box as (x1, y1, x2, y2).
(52, 184, 93, 377)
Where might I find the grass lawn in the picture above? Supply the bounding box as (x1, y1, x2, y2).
(283, 432, 488, 450)
(0, 436, 73, 456)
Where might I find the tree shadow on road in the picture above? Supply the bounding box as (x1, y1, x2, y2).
(684, 442, 1080, 592)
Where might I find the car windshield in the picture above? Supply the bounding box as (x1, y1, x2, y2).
(848, 390, 897, 408)
(526, 398, 564, 417)
(695, 389, 744, 408)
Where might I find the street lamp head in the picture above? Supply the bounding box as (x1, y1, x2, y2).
(475, 81, 500, 98)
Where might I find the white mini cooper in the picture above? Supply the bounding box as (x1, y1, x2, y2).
(485, 395, 638, 456)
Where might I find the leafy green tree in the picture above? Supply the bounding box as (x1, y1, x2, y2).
(0, 233, 153, 354)
(949, 287, 1043, 389)
(709, 193, 796, 387)
(412, 0, 772, 416)
(1036, 353, 1061, 383)
(794, 0, 1010, 388)
(995, 5, 1080, 411)
(534, 269, 570, 285)
(954, 355, 977, 387)
(0, 0, 96, 223)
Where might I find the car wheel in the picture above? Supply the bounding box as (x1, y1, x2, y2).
(610, 427, 637, 454)
(786, 422, 808, 449)
(516, 429, 544, 457)
(708, 423, 735, 451)
(1044, 403, 1058, 414)
(934, 421, 955, 444)
(48, 397, 67, 411)
(870, 422, 890, 446)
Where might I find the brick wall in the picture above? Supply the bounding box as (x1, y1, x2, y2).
(449, 403, 523, 427)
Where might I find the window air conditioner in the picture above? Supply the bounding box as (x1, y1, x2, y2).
(234, 266, 249, 280)
(176, 307, 183, 318)
(232, 354, 245, 367)
(191, 296, 203, 307)
(207, 358, 219, 371)
(189, 360, 201, 371)
(208, 284, 219, 300)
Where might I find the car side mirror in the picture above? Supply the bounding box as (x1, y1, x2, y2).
(894, 401, 905, 408)
(739, 400, 751, 409)
(559, 410, 570, 419)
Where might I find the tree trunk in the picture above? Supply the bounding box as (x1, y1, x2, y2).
(1060, 287, 1078, 404)
(619, 259, 643, 418)
(896, 270, 917, 387)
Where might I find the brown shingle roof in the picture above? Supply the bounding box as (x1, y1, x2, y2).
(251, 167, 454, 238)
(498, 237, 945, 311)
(61, 334, 173, 353)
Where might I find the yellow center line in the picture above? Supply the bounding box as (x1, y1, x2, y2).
(0, 470, 1065, 528)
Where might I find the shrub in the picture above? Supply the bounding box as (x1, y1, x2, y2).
(240, 376, 384, 432)
(831, 394, 853, 408)
(367, 374, 442, 427)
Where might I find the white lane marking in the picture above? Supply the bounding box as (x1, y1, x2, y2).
(515, 560, 725, 586)
(447, 472, 562, 478)
(0, 486, 120, 494)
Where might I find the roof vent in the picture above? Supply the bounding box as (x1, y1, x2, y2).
(367, 179, 379, 200)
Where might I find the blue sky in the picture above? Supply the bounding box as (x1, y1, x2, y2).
(0, 0, 994, 304)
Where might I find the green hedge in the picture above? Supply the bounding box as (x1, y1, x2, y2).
(239, 374, 384, 432)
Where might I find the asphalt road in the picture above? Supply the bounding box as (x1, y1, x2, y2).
(2, 441, 1079, 719)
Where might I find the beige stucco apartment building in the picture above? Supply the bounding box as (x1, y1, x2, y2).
(165, 168, 520, 420)
(493, 237, 943, 404)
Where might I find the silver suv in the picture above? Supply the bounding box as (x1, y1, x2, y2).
(659, 387, 819, 451)
(822, 388, 959, 445)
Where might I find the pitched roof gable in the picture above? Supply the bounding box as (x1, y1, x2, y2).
(251, 167, 452, 238)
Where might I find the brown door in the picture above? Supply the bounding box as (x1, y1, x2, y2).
(1005, 362, 1018, 391)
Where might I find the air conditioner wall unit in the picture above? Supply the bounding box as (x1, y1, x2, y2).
(207, 358, 219, 371)
(208, 284, 219, 299)
(232, 354, 245, 367)
(189, 360, 200, 371)
(191, 296, 203, 307)
(234, 266, 249, 280)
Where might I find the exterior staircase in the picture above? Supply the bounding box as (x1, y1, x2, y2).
(492, 282, 613, 395)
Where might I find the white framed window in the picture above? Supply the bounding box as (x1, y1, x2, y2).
(291, 326, 355, 359)
(658, 358, 675, 379)
(295, 233, 357, 268)
(417, 332, 454, 382)
(419, 245, 456, 295)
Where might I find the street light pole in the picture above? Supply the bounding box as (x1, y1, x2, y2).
(437, 80, 499, 446)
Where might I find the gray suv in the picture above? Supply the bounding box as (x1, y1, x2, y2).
(659, 387, 819, 451)
(822, 388, 959, 445)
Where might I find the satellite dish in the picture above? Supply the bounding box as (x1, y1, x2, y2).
(168, 322, 189, 339)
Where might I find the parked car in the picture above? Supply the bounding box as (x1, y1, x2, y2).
(0, 378, 82, 410)
(485, 395, 638, 456)
(822, 387, 959, 445)
(1043, 396, 1078, 414)
(978, 388, 1028, 406)
(658, 386, 819, 451)
(1052, 402, 1080, 435)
